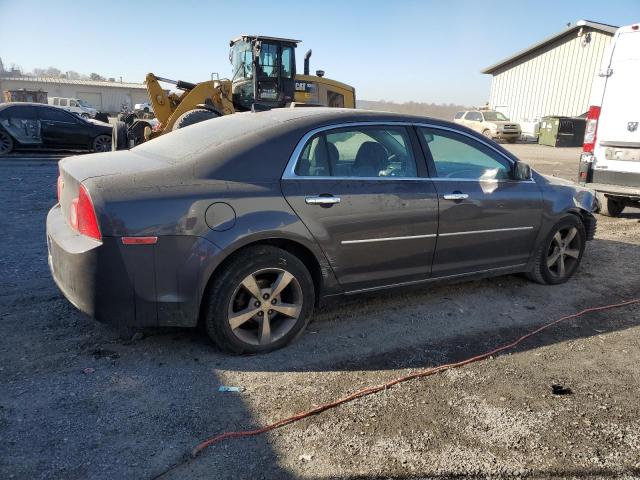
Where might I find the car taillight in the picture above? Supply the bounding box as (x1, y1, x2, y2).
(70, 184, 101, 240)
(583, 105, 601, 153)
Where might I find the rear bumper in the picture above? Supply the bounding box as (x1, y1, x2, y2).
(47, 204, 221, 328)
(47, 204, 142, 326)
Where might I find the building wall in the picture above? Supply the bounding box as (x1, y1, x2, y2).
(488, 28, 613, 123)
(0, 79, 147, 113)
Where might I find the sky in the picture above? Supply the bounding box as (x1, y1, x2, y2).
(0, 0, 638, 106)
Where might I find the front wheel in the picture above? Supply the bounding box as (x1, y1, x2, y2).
(526, 216, 586, 285)
(203, 246, 315, 354)
(482, 129, 493, 139)
(92, 134, 112, 152)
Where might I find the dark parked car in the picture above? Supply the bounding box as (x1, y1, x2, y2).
(47, 108, 596, 353)
(0, 102, 112, 155)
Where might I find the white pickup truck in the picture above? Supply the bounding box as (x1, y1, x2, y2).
(578, 23, 640, 216)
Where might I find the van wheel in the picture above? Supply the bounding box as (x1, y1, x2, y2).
(203, 245, 315, 354)
(596, 192, 625, 217)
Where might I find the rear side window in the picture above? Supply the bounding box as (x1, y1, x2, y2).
(454, 111, 465, 119)
(419, 127, 511, 180)
(0, 106, 38, 121)
(295, 126, 417, 178)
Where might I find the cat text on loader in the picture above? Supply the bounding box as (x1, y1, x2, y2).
(112, 35, 355, 150)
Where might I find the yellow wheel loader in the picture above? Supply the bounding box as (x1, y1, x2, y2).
(113, 35, 355, 149)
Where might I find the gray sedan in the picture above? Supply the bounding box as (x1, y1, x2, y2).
(47, 108, 596, 353)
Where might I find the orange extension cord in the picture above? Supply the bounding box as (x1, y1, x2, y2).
(192, 298, 640, 457)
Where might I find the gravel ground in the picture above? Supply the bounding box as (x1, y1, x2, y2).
(1, 146, 639, 479)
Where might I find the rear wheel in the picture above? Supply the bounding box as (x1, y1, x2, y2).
(172, 108, 219, 130)
(596, 192, 625, 217)
(526, 216, 586, 285)
(0, 129, 13, 155)
(92, 134, 112, 152)
(203, 245, 315, 354)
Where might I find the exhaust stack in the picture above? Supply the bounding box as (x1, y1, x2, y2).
(304, 49, 312, 75)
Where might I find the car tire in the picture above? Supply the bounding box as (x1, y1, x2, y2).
(595, 192, 625, 217)
(0, 129, 14, 155)
(526, 215, 586, 285)
(506, 137, 518, 143)
(172, 108, 220, 131)
(482, 129, 493, 139)
(112, 121, 129, 151)
(203, 245, 315, 354)
(92, 134, 112, 152)
(81, 113, 90, 118)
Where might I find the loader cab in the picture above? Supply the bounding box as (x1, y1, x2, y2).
(229, 35, 298, 110)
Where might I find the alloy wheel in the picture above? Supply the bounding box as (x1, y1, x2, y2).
(93, 135, 112, 152)
(227, 268, 303, 346)
(0, 130, 13, 154)
(546, 226, 581, 279)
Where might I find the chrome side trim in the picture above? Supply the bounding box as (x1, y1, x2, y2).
(438, 226, 534, 237)
(341, 233, 437, 245)
(343, 264, 528, 295)
(281, 120, 536, 184)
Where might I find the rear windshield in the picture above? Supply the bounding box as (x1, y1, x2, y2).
(133, 111, 279, 164)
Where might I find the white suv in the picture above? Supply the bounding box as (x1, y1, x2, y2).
(454, 110, 521, 143)
(578, 23, 640, 216)
(48, 97, 98, 118)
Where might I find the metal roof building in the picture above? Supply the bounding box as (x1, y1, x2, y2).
(482, 20, 617, 124)
(0, 76, 148, 113)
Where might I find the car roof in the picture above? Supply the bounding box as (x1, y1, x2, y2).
(0, 102, 57, 109)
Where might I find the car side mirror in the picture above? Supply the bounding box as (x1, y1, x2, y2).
(513, 162, 532, 181)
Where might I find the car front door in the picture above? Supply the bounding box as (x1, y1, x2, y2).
(281, 124, 439, 292)
(38, 107, 89, 149)
(417, 126, 543, 277)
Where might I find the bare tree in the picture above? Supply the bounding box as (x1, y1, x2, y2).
(89, 72, 106, 81)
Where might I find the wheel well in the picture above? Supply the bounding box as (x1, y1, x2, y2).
(198, 238, 324, 325)
(568, 209, 596, 241)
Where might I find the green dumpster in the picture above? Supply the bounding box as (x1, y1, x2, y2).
(538, 116, 587, 147)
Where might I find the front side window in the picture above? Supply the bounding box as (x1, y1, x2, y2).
(39, 107, 77, 123)
(419, 127, 511, 180)
(295, 126, 417, 178)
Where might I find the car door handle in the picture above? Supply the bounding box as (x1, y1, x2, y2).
(443, 193, 469, 200)
(305, 195, 341, 206)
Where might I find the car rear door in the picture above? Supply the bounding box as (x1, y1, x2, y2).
(281, 123, 439, 292)
(417, 126, 543, 277)
(592, 29, 640, 185)
(0, 105, 42, 145)
(38, 107, 89, 149)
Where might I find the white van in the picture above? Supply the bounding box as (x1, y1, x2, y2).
(48, 97, 98, 119)
(578, 23, 640, 216)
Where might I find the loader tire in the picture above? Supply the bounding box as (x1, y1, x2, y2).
(112, 121, 129, 151)
(172, 109, 219, 131)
